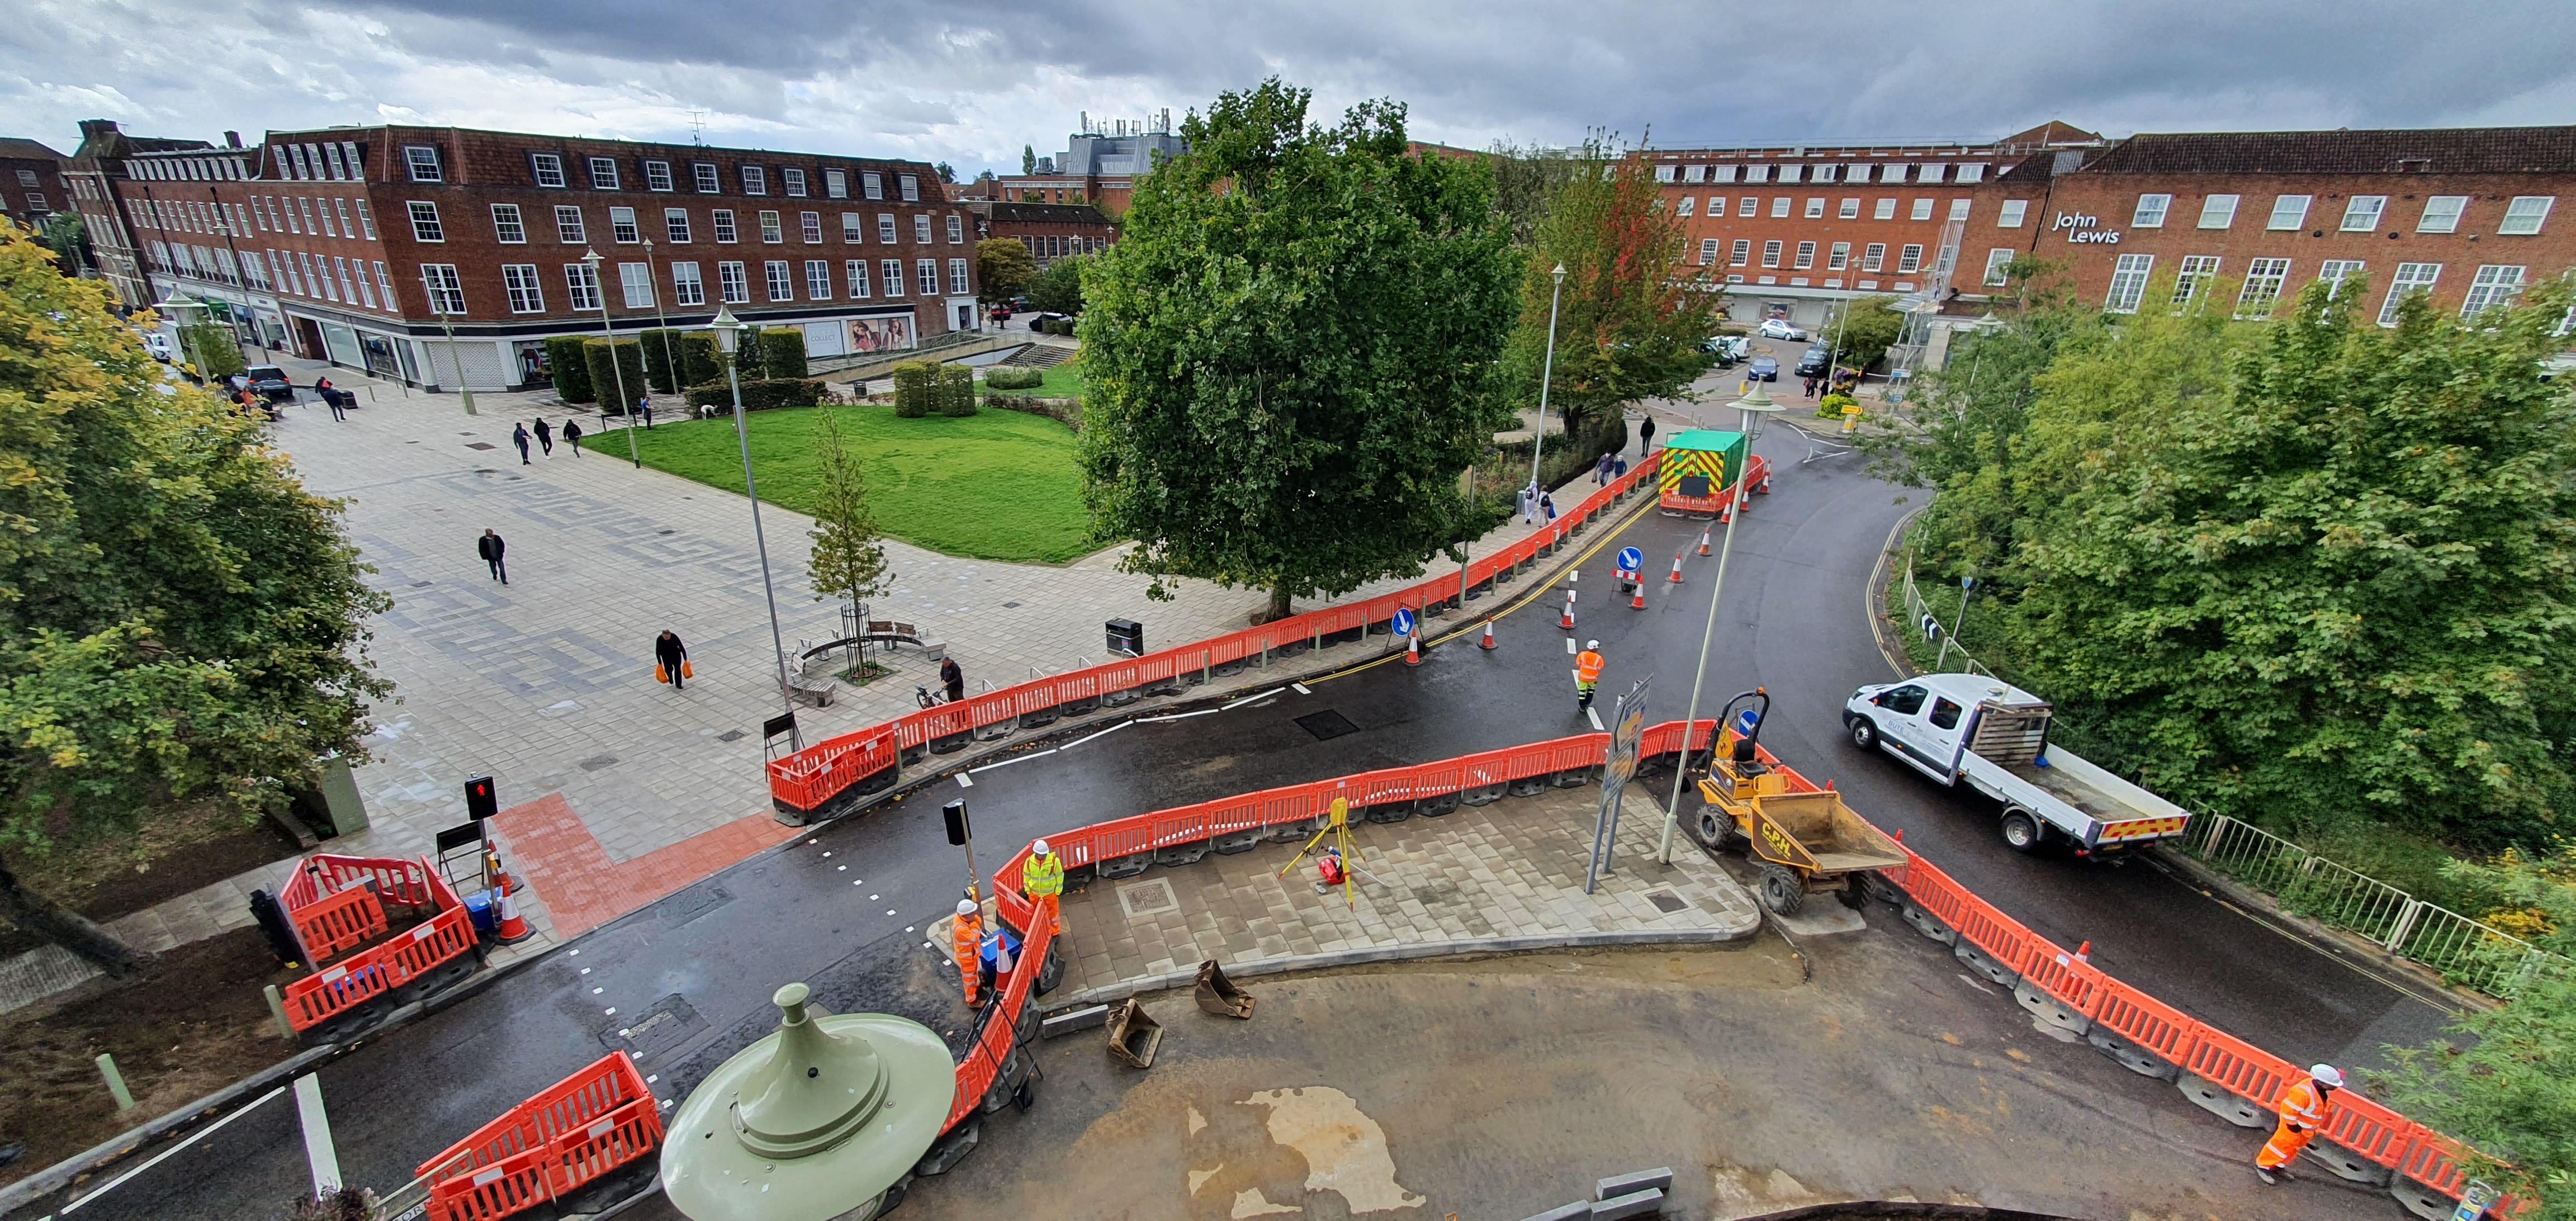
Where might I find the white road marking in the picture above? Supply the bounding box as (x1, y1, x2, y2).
(968, 746, 1060, 774)
(1587, 707, 1606, 731)
(1565, 638, 1576, 655)
(63, 1087, 287, 1213)
(1291, 683, 1311, 695)
(1134, 708, 1218, 725)
(1221, 687, 1286, 711)
(1059, 720, 1135, 749)
(955, 773, 973, 788)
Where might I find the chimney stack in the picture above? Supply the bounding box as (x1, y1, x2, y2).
(225, 131, 242, 149)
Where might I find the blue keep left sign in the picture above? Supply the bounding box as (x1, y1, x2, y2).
(1391, 608, 1416, 637)
(1617, 546, 1644, 572)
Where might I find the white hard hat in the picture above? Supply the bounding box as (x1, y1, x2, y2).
(1032, 839, 1051, 856)
(1585, 640, 1600, 650)
(2310, 1064, 2345, 1089)
(955, 898, 978, 917)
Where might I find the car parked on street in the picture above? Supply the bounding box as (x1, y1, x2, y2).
(1757, 318, 1807, 342)
(1747, 356, 1779, 382)
(139, 332, 174, 362)
(244, 365, 297, 404)
(1794, 346, 1834, 377)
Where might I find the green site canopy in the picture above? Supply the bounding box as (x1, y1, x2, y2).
(1658, 429, 1747, 502)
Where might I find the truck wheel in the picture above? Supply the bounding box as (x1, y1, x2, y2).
(1759, 864, 1806, 916)
(1692, 809, 1746, 852)
(1836, 877, 1870, 909)
(1848, 718, 1877, 750)
(2000, 810, 2043, 853)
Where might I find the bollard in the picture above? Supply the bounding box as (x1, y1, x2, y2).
(97, 1053, 136, 1111)
(265, 983, 296, 1038)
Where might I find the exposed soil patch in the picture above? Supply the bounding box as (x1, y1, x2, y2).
(0, 927, 299, 1188)
(0, 804, 305, 959)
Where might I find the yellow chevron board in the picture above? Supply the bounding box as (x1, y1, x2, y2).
(1658, 429, 1746, 499)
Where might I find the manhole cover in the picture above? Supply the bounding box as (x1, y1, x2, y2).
(466, 442, 496, 450)
(578, 754, 618, 772)
(1117, 878, 1178, 920)
(1295, 709, 1359, 741)
(602, 993, 705, 1062)
(661, 884, 732, 927)
(1646, 889, 1690, 914)
(716, 729, 745, 743)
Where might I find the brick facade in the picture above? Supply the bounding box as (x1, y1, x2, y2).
(0, 138, 68, 226)
(968, 201, 1118, 272)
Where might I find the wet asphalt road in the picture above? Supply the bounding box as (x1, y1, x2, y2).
(15, 417, 2452, 1220)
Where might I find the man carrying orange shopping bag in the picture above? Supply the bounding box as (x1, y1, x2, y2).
(1022, 839, 1064, 936)
(2255, 1063, 2342, 1184)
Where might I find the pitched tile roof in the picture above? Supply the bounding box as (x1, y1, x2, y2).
(0, 137, 68, 161)
(2085, 127, 2576, 176)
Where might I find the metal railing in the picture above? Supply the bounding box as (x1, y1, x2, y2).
(1896, 562, 1993, 677)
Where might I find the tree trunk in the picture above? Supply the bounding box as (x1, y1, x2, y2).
(0, 863, 156, 978)
(1268, 585, 1295, 623)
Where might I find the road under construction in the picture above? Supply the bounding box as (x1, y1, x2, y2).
(3, 421, 2466, 1221)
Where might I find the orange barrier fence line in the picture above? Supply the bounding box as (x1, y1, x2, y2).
(421, 1052, 664, 1221)
(282, 856, 474, 1032)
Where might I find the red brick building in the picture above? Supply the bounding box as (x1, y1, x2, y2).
(967, 201, 1118, 272)
(106, 123, 979, 389)
(0, 138, 68, 228)
(62, 120, 222, 311)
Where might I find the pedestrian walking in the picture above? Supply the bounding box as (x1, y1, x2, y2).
(564, 418, 583, 454)
(1575, 640, 1604, 710)
(1540, 491, 1557, 522)
(477, 529, 508, 584)
(654, 630, 689, 690)
(951, 898, 984, 1008)
(325, 387, 347, 421)
(512, 423, 531, 465)
(2255, 1065, 2342, 1185)
(1594, 452, 1613, 485)
(1612, 455, 1628, 478)
(1803, 375, 1819, 398)
(1639, 416, 1656, 455)
(533, 417, 554, 456)
(1519, 484, 1537, 526)
(940, 655, 965, 704)
(638, 396, 654, 429)
(1022, 839, 1064, 937)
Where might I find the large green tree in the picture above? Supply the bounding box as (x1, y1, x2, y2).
(1027, 253, 1090, 315)
(0, 227, 391, 972)
(1079, 78, 1520, 620)
(1906, 273, 2576, 848)
(977, 238, 1037, 304)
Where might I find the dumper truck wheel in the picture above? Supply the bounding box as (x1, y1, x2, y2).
(2000, 810, 2042, 853)
(1759, 864, 1806, 916)
(1837, 877, 1870, 909)
(1692, 808, 1744, 852)
(1847, 717, 1877, 750)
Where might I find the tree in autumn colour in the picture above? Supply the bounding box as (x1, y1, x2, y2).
(1080, 78, 1520, 621)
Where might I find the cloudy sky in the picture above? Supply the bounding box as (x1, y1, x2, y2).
(10, 0, 2576, 172)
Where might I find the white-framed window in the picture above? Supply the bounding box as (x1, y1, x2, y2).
(1743, 165, 1770, 184)
(1873, 198, 1896, 220)
(1654, 163, 1677, 183)
(531, 153, 566, 188)
(2379, 262, 2440, 325)
(1677, 197, 1695, 218)
(324, 199, 343, 237)
(741, 165, 768, 195)
(917, 257, 939, 294)
(2105, 253, 2155, 313)
(588, 157, 619, 190)
(1897, 243, 1924, 273)
(665, 208, 691, 243)
(354, 199, 375, 239)
(1728, 240, 1750, 267)
(947, 215, 965, 244)
(914, 215, 934, 243)
(825, 169, 847, 198)
(881, 258, 904, 295)
(1813, 164, 1839, 183)
(1983, 248, 2015, 287)
(718, 260, 747, 303)
(1910, 198, 1934, 221)
(338, 257, 364, 306)
(1832, 198, 1854, 220)
(1948, 198, 1971, 222)
(1740, 196, 1756, 216)
(1997, 199, 2029, 229)
(1683, 164, 1707, 183)
(898, 174, 920, 202)
(405, 146, 442, 182)
(805, 259, 832, 299)
(1828, 242, 1851, 271)
(2342, 195, 2387, 232)
(2175, 255, 2222, 307)
(2462, 264, 2526, 316)
(2499, 196, 2553, 235)
(2197, 195, 2238, 229)
(491, 203, 526, 243)
(671, 261, 704, 306)
(712, 209, 737, 243)
(610, 206, 640, 243)
(783, 168, 807, 197)
(878, 214, 898, 243)
(1918, 164, 1947, 184)
(1805, 197, 1825, 219)
(759, 210, 783, 243)
(1861, 243, 1886, 272)
(1696, 238, 1718, 264)
(564, 262, 603, 311)
(2234, 258, 2291, 319)
(694, 162, 720, 193)
(1706, 197, 1725, 217)
(322, 142, 347, 179)
(1760, 239, 1783, 268)
(501, 263, 544, 313)
(549, 205, 583, 243)
(1844, 164, 1872, 184)
(949, 257, 969, 292)
(1955, 163, 1987, 184)
(2132, 193, 2171, 228)
(2267, 195, 2313, 231)
(845, 259, 870, 297)
(1880, 163, 1908, 183)
(863, 171, 884, 200)
(765, 259, 792, 300)
(1778, 164, 1805, 184)
(408, 200, 444, 242)
(797, 211, 820, 243)
(619, 261, 654, 308)
(2416, 196, 2468, 234)
(1793, 240, 1816, 269)
(645, 160, 674, 192)
(1710, 164, 1739, 184)
(2318, 259, 2366, 299)
(421, 262, 464, 313)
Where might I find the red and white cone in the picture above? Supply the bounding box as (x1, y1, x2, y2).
(1698, 528, 1712, 556)
(495, 878, 531, 943)
(1560, 590, 1577, 630)
(1480, 618, 1497, 650)
(1669, 552, 1686, 584)
(1631, 584, 1646, 610)
(1404, 633, 1422, 666)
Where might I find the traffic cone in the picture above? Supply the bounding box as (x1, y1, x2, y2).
(1480, 618, 1497, 650)
(1631, 584, 1646, 610)
(495, 878, 531, 943)
(1559, 590, 1577, 630)
(1669, 552, 1686, 583)
(1698, 528, 1712, 556)
(1404, 633, 1422, 666)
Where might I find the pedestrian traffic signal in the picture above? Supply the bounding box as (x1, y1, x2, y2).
(465, 775, 497, 821)
(943, 798, 971, 846)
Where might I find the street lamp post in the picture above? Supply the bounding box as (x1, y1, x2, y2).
(709, 305, 798, 721)
(1525, 263, 1568, 509)
(583, 248, 642, 468)
(1657, 383, 1786, 864)
(433, 310, 477, 416)
(643, 238, 680, 420)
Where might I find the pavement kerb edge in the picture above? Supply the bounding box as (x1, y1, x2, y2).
(1865, 503, 1929, 681)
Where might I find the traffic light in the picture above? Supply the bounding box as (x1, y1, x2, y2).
(465, 775, 497, 821)
(943, 799, 970, 846)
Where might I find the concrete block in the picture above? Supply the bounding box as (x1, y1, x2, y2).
(1953, 940, 2021, 988)
(2084, 1027, 2179, 1081)
(2390, 1177, 2459, 1221)
(1591, 1187, 1664, 1219)
(2308, 1138, 2394, 1187)
(1518, 1203, 1591, 1221)
(1595, 1168, 1673, 1200)
(1041, 1004, 1111, 1039)
(2177, 1073, 2269, 1128)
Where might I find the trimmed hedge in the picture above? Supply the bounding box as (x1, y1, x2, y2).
(546, 336, 594, 403)
(681, 377, 826, 412)
(759, 328, 808, 380)
(890, 361, 939, 418)
(984, 392, 1081, 432)
(638, 329, 685, 394)
(584, 339, 647, 415)
(982, 365, 1043, 390)
(937, 365, 977, 417)
(679, 333, 722, 388)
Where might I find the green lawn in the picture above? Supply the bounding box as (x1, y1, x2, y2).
(615, 404, 1093, 564)
(1030, 359, 1085, 400)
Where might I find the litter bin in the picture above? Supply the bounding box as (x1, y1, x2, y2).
(1106, 618, 1144, 657)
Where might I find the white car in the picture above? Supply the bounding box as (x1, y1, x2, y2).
(140, 332, 174, 362)
(1756, 319, 1807, 342)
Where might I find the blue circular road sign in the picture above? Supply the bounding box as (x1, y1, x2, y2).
(1617, 547, 1644, 572)
(1391, 608, 1416, 637)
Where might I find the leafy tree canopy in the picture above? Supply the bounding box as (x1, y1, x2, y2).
(1028, 253, 1090, 315)
(976, 238, 1038, 304)
(1079, 77, 1521, 619)
(1828, 295, 1906, 373)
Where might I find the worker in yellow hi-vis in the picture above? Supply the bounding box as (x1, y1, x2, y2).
(1022, 839, 1065, 937)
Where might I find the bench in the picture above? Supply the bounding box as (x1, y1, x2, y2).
(787, 673, 837, 707)
(796, 623, 946, 675)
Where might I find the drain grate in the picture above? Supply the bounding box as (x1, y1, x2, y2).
(657, 528, 676, 535)
(1294, 709, 1360, 741)
(1645, 889, 1690, 914)
(602, 993, 705, 1061)
(1117, 878, 1179, 919)
(578, 754, 619, 772)
(411, 581, 433, 588)
(716, 729, 745, 743)
(466, 442, 496, 450)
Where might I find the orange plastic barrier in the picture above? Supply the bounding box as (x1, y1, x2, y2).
(768, 454, 1668, 815)
(290, 884, 389, 965)
(416, 1051, 665, 1221)
(277, 855, 477, 1033)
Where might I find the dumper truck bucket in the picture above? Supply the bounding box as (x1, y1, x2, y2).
(1107, 998, 1163, 1068)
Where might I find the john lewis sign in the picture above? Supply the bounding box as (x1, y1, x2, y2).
(2052, 211, 2123, 244)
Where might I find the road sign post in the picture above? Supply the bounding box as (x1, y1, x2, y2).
(1585, 675, 1651, 894)
(1391, 607, 1415, 640)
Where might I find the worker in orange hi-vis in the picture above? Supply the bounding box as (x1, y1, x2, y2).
(2255, 1063, 2343, 1184)
(1022, 839, 1065, 938)
(951, 898, 985, 1009)
(1574, 641, 1606, 710)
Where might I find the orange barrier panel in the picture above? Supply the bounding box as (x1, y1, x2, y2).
(419, 1051, 665, 1221)
(281, 854, 440, 911)
(279, 855, 477, 1033)
(1659, 453, 1775, 516)
(290, 884, 389, 966)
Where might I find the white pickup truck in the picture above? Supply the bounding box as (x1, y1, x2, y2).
(1843, 673, 2191, 856)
